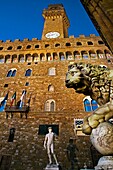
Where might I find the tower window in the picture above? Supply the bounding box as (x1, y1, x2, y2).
(25, 69, 32, 77)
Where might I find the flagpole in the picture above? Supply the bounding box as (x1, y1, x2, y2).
(15, 92, 16, 107)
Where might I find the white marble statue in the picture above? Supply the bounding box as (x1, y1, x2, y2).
(44, 127, 58, 166)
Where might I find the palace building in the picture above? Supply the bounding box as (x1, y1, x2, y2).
(0, 4, 113, 170)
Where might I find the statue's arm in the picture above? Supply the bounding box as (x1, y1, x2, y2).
(44, 135, 47, 149)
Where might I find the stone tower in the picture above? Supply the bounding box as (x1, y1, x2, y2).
(41, 4, 70, 40)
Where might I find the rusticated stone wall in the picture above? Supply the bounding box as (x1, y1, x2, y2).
(0, 111, 94, 170)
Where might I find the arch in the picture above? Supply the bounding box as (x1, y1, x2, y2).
(7, 46, 13, 50)
(7, 70, 12, 77)
(0, 47, 3, 50)
(96, 50, 104, 58)
(0, 55, 4, 63)
(12, 54, 18, 63)
(84, 99, 91, 112)
(17, 45, 22, 50)
(40, 53, 46, 61)
(45, 99, 55, 111)
(35, 44, 40, 49)
(73, 51, 81, 59)
(76, 42, 82, 46)
(26, 45, 31, 49)
(55, 43, 60, 47)
(59, 52, 65, 61)
(91, 100, 98, 111)
(81, 50, 88, 59)
(26, 53, 32, 62)
(47, 53, 52, 61)
(104, 49, 111, 59)
(98, 40, 104, 45)
(66, 51, 73, 60)
(65, 42, 71, 47)
(33, 53, 40, 62)
(48, 85, 54, 92)
(19, 54, 25, 63)
(25, 69, 32, 77)
(48, 67, 56, 76)
(45, 44, 50, 48)
(89, 50, 96, 59)
(5, 55, 11, 63)
(87, 41, 93, 45)
(53, 52, 58, 60)
(11, 70, 17, 77)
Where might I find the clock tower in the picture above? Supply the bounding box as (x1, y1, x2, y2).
(41, 4, 70, 40)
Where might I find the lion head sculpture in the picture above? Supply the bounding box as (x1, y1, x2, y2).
(66, 63, 113, 155)
(65, 62, 113, 106)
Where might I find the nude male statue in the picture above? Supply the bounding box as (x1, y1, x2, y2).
(44, 127, 58, 165)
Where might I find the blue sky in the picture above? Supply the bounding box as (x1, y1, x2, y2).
(0, 0, 99, 41)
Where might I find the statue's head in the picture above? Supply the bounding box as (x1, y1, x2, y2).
(48, 127, 52, 132)
(65, 63, 91, 95)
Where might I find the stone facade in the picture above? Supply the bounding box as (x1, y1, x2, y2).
(0, 4, 113, 170)
(80, 0, 113, 53)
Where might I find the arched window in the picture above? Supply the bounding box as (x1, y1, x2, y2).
(81, 51, 88, 59)
(6, 69, 17, 77)
(74, 51, 81, 59)
(97, 50, 104, 58)
(48, 85, 54, 92)
(53, 53, 58, 60)
(12, 54, 18, 63)
(84, 99, 91, 112)
(7, 70, 12, 77)
(83, 96, 98, 112)
(25, 69, 32, 77)
(47, 53, 52, 61)
(59, 52, 65, 61)
(19, 54, 25, 63)
(33, 53, 40, 62)
(91, 100, 98, 111)
(45, 99, 55, 111)
(12, 70, 17, 77)
(48, 68, 56, 76)
(66, 51, 73, 60)
(0, 55, 4, 63)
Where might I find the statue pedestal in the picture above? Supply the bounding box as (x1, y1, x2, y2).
(45, 164, 59, 170)
(95, 156, 113, 170)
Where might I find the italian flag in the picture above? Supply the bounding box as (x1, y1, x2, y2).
(10, 92, 16, 107)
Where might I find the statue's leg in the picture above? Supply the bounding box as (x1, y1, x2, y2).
(51, 144, 58, 165)
(47, 145, 52, 164)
